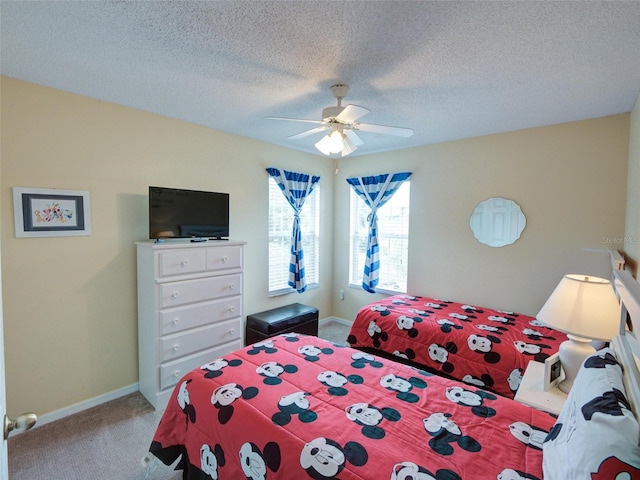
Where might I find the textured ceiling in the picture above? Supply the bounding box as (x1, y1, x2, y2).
(2, 1, 640, 157)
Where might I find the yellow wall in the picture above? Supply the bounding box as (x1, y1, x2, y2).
(0, 77, 334, 417)
(333, 115, 629, 320)
(625, 91, 640, 268)
(0, 76, 632, 418)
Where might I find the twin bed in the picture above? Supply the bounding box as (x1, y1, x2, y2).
(147, 263, 639, 479)
(150, 333, 555, 479)
(345, 294, 566, 399)
(346, 251, 625, 399)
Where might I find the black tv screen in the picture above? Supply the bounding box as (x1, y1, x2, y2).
(149, 186, 229, 239)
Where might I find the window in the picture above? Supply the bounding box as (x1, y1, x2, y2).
(349, 182, 410, 293)
(268, 178, 320, 295)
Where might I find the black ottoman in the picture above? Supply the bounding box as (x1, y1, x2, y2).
(245, 303, 319, 345)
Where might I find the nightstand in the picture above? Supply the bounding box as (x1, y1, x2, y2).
(515, 361, 568, 415)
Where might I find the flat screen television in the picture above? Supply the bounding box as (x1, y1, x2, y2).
(149, 186, 229, 239)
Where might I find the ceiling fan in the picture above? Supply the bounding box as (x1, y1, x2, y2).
(266, 84, 414, 157)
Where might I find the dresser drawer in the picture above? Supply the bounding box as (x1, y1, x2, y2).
(160, 296, 241, 336)
(159, 339, 243, 391)
(158, 249, 206, 277)
(159, 319, 241, 363)
(206, 245, 242, 272)
(159, 273, 241, 308)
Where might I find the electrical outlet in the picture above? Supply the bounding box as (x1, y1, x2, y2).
(339, 289, 344, 300)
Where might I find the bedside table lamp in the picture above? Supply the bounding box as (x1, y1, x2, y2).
(537, 274, 619, 393)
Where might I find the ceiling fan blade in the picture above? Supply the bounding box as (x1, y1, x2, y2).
(355, 122, 414, 138)
(288, 126, 328, 140)
(335, 105, 369, 123)
(344, 129, 364, 146)
(266, 116, 324, 125)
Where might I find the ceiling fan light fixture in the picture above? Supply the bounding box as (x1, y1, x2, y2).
(315, 130, 345, 155)
(326, 130, 344, 153)
(341, 134, 357, 156)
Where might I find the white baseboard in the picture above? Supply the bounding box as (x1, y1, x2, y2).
(17, 318, 351, 434)
(24, 383, 139, 432)
(320, 316, 352, 327)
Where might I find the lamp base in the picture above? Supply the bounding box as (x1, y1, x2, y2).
(557, 335, 596, 393)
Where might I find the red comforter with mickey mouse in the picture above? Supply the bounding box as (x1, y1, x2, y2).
(150, 333, 555, 480)
(346, 294, 568, 399)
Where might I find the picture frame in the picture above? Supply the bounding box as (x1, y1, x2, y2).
(13, 187, 92, 238)
(543, 352, 564, 391)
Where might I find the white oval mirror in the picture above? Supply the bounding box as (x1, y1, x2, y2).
(470, 197, 526, 247)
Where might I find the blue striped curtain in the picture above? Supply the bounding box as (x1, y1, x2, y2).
(266, 167, 321, 293)
(346, 171, 412, 293)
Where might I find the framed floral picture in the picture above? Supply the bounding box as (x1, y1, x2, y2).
(13, 187, 91, 238)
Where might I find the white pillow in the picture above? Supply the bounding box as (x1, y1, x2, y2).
(543, 348, 640, 479)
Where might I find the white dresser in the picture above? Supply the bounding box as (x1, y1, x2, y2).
(136, 240, 245, 410)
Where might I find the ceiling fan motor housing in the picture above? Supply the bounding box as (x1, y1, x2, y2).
(322, 84, 350, 120)
(330, 84, 349, 99)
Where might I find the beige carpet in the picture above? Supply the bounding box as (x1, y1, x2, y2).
(316, 320, 350, 345)
(8, 392, 181, 480)
(8, 321, 351, 479)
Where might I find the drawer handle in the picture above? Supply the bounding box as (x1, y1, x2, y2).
(229, 328, 236, 335)
(174, 370, 181, 377)
(229, 283, 235, 290)
(180, 260, 189, 267)
(172, 318, 180, 326)
(229, 305, 235, 312)
(222, 256, 228, 263)
(173, 344, 180, 352)
(172, 291, 180, 299)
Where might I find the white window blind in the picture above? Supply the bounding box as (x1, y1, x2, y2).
(268, 178, 320, 295)
(349, 181, 410, 293)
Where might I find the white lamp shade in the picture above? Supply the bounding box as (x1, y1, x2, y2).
(315, 131, 344, 155)
(341, 134, 357, 156)
(537, 274, 619, 341)
(326, 131, 344, 153)
(314, 134, 333, 155)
